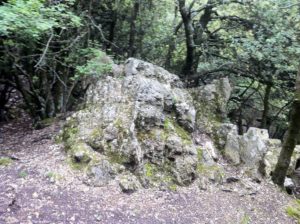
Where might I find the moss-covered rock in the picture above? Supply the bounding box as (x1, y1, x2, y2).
(189, 78, 232, 135)
(61, 58, 225, 190)
(61, 117, 79, 150)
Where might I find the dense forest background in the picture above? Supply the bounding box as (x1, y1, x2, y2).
(0, 0, 300, 141)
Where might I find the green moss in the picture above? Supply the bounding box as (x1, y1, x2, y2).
(19, 170, 28, 178)
(46, 171, 63, 181)
(0, 157, 12, 167)
(61, 118, 79, 150)
(197, 164, 224, 181)
(144, 162, 158, 178)
(162, 174, 173, 183)
(54, 134, 63, 144)
(68, 157, 87, 170)
(197, 164, 218, 173)
(143, 161, 176, 188)
(86, 127, 105, 151)
(41, 117, 56, 126)
(106, 150, 130, 165)
(67, 142, 97, 171)
(194, 99, 222, 135)
(164, 118, 192, 144)
(112, 118, 130, 140)
(68, 155, 101, 171)
(286, 200, 300, 223)
(91, 128, 103, 139)
(164, 118, 171, 130)
(137, 130, 156, 142)
(33, 117, 57, 129)
(168, 184, 177, 191)
(114, 118, 123, 129)
(74, 143, 93, 159)
(240, 214, 250, 224)
(197, 147, 203, 161)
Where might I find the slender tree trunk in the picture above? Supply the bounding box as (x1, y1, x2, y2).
(178, 0, 196, 77)
(178, 0, 213, 78)
(237, 108, 244, 135)
(165, 6, 180, 70)
(0, 84, 10, 121)
(272, 70, 300, 186)
(106, 9, 117, 50)
(165, 37, 176, 70)
(53, 79, 64, 113)
(128, 1, 140, 57)
(261, 82, 272, 129)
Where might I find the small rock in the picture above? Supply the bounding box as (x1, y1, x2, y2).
(284, 177, 294, 188)
(70, 216, 76, 221)
(87, 160, 116, 186)
(221, 188, 233, 192)
(49, 177, 55, 183)
(94, 214, 102, 221)
(73, 145, 92, 164)
(226, 177, 239, 183)
(32, 192, 38, 198)
(119, 173, 141, 193)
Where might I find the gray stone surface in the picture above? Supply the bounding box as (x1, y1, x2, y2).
(190, 77, 232, 134)
(62, 58, 199, 188)
(118, 173, 141, 193)
(222, 125, 300, 179)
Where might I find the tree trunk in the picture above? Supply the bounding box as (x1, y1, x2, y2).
(106, 8, 118, 50)
(178, 0, 213, 79)
(165, 6, 179, 70)
(0, 84, 10, 121)
(272, 70, 300, 186)
(261, 82, 272, 129)
(128, 1, 140, 57)
(178, 0, 196, 77)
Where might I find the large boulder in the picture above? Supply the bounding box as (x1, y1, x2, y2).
(263, 144, 300, 177)
(190, 77, 232, 134)
(62, 58, 199, 188)
(222, 125, 300, 179)
(223, 127, 269, 176)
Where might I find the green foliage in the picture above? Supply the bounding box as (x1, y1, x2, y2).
(18, 170, 28, 178)
(0, 0, 299, 139)
(0, 157, 13, 167)
(144, 162, 158, 178)
(75, 49, 113, 80)
(286, 200, 300, 223)
(0, 0, 81, 39)
(240, 214, 251, 224)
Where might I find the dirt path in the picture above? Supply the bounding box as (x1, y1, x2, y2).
(0, 119, 296, 224)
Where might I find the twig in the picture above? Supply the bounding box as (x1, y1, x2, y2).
(35, 30, 54, 68)
(279, 2, 300, 9)
(87, 15, 119, 49)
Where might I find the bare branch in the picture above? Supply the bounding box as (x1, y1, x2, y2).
(35, 30, 54, 69)
(279, 2, 300, 9)
(87, 15, 119, 49)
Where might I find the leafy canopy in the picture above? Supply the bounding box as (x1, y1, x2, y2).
(0, 0, 81, 40)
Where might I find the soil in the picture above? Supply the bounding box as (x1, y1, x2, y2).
(0, 118, 297, 224)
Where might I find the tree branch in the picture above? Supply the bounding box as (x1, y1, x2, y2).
(35, 30, 54, 68)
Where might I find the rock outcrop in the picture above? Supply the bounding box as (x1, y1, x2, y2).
(190, 78, 232, 134)
(62, 58, 201, 190)
(222, 125, 300, 179)
(63, 57, 300, 192)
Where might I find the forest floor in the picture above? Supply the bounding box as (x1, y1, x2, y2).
(0, 118, 297, 224)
